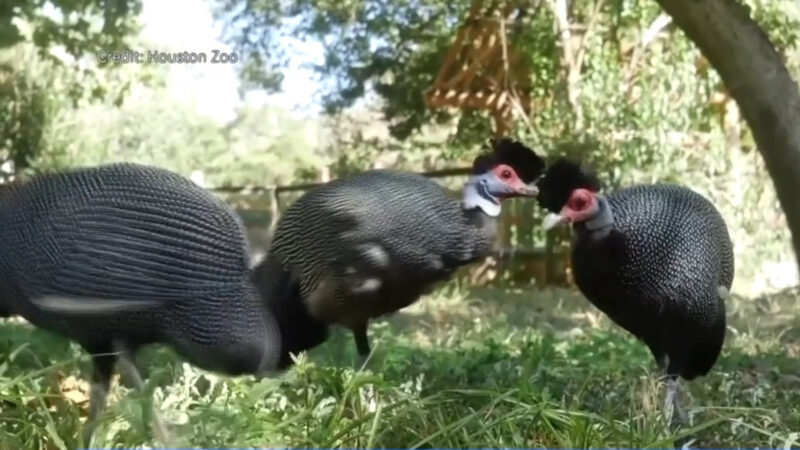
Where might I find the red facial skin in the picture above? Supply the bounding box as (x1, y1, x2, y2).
(559, 188, 600, 223)
(492, 164, 528, 194)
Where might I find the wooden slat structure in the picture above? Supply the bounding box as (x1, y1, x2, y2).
(422, 1, 574, 287)
(424, 0, 532, 137)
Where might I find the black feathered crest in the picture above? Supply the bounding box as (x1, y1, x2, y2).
(471, 138, 545, 183)
(536, 157, 603, 213)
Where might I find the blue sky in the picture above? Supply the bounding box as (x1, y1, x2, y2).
(140, 0, 324, 123)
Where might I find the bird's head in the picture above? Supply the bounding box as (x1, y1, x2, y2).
(470, 138, 545, 198)
(464, 138, 545, 216)
(535, 157, 604, 230)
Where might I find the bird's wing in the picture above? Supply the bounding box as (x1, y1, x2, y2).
(23, 192, 247, 315)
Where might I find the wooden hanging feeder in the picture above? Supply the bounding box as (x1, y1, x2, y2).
(424, 0, 532, 137)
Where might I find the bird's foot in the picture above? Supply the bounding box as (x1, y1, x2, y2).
(662, 376, 689, 427)
(674, 397, 689, 427)
(662, 375, 695, 448)
(658, 377, 673, 424)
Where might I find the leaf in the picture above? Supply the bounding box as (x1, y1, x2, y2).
(0, 20, 22, 48)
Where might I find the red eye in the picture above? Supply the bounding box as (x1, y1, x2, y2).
(495, 164, 515, 181)
(569, 192, 590, 210)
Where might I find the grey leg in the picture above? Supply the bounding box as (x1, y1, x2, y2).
(83, 352, 115, 446)
(663, 375, 688, 428)
(112, 340, 174, 447)
(663, 375, 677, 424)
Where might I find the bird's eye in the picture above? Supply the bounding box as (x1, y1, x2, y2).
(500, 169, 512, 179)
(571, 195, 588, 209)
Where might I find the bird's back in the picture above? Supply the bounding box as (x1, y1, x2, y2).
(268, 170, 489, 318)
(571, 184, 733, 378)
(0, 163, 255, 345)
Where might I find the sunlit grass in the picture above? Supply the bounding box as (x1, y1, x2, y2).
(0, 283, 798, 448)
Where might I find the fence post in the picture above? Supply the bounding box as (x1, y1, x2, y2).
(268, 187, 280, 236)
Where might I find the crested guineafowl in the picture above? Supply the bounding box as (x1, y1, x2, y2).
(3, 163, 281, 442)
(536, 158, 734, 425)
(254, 139, 545, 368)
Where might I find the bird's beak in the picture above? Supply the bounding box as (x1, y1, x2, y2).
(517, 182, 539, 197)
(542, 212, 567, 231)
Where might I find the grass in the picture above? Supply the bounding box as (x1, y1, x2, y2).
(0, 281, 799, 449)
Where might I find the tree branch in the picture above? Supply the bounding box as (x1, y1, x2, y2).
(653, 0, 800, 273)
(546, 0, 586, 130)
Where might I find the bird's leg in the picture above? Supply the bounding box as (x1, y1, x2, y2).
(662, 374, 676, 425)
(112, 340, 174, 447)
(672, 380, 689, 427)
(663, 374, 688, 428)
(83, 352, 115, 446)
(352, 322, 371, 369)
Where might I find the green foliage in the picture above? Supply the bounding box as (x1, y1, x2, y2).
(0, 48, 48, 179)
(0, 0, 147, 178)
(216, 0, 800, 286)
(216, 0, 476, 138)
(37, 88, 226, 175)
(0, 286, 798, 447)
(0, 4, 326, 189)
(212, 103, 329, 186)
(0, 0, 142, 56)
(37, 89, 327, 188)
(1, 1, 145, 104)
(0, 40, 164, 173)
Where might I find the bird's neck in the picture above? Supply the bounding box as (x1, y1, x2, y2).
(462, 177, 501, 217)
(579, 195, 615, 238)
(461, 180, 500, 250)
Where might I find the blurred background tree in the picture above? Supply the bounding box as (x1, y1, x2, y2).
(0, 0, 798, 294)
(0, 0, 144, 178)
(215, 0, 800, 294)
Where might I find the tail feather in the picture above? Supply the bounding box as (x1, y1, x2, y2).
(681, 335, 724, 380)
(682, 287, 727, 380)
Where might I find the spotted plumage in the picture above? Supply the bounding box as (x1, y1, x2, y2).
(255, 139, 545, 367)
(537, 158, 734, 424)
(572, 185, 732, 377)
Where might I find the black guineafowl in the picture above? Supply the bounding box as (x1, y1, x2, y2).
(1, 163, 281, 442)
(536, 158, 734, 424)
(254, 139, 545, 368)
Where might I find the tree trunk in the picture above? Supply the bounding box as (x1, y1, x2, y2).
(654, 0, 800, 273)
